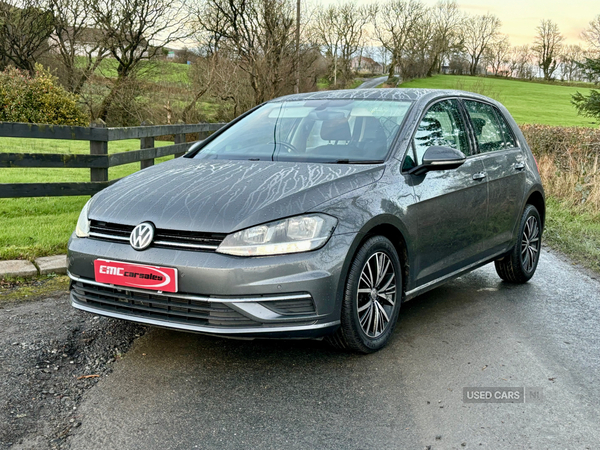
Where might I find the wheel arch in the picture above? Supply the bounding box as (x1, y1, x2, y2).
(336, 216, 412, 312)
(525, 189, 546, 229)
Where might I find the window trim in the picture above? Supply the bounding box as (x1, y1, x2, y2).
(401, 97, 476, 173)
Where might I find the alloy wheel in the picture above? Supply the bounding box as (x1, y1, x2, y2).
(521, 216, 540, 272)
(356, 252, 397, 338)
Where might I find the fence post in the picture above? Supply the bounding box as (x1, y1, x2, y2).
(174, 120, 186, 158)
(90, 119, 108, 183)
(140, 120, 155, 169)
(199, 127, 210, 143)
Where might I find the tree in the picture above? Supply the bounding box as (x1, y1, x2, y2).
(532, 19, 563, 81)
(485, 35, 510, 76)
(581, 14, 600, 52)
(181, 51, 217, 122)
(559, 45, 585, 82)
(312, 1, 370, 85)
(0, 0, 54, 74)
(572, 87, 600, 122)
(90, 0, 189, 120)
(462, 13, 501, 75)
(49, 0, 109, 94)
(508, 45, 534, 79)
(401, 10, 436, 79)
(374, 0, 426, 80)
(575, 56, 600, 83)
(194, 0, 299, 106)
(375, 46, 392, 74)
(426, 0, 463, 76)
(572, 45, 600, 120)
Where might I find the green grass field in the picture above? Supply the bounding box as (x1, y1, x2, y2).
(83, 58, 191, 85)
(400, 75, 597, 127)
(0, 138, 174, 260)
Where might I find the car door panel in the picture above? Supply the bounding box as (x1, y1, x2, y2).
(482, 148, 526, 253)
(462, 100, 527, 256)
(405, 99, 489, 287)
(410, 157, 488, 285)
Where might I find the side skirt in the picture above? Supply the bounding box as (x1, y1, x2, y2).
(404, 249, 507, 301)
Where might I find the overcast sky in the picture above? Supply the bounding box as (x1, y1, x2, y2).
(324, 0, 599, 46)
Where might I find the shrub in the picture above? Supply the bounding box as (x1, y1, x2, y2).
(521, 124, 600, 212)
(0, 65, 88, 125)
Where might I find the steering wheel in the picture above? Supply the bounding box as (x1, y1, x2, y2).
(270, 141, 299, 154)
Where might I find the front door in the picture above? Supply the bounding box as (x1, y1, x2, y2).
(407, 99, 489, 286)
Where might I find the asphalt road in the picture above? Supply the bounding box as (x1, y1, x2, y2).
(60, 248, 600, 450)
(357, 76, 388, 89)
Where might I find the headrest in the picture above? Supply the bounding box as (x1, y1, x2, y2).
(321, 118, 351, 141)
(361, 117, 385, 139)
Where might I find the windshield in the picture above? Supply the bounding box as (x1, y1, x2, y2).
(193, 99, 412, 163)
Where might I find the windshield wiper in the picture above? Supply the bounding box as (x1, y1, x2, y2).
(334, 159, 384, 164)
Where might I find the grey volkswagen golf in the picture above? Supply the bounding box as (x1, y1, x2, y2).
(68, 88, 544, 353)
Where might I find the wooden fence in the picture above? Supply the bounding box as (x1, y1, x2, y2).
(0, 121, 225, 198)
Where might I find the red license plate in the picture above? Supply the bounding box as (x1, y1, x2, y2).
(94, 259, 178, 293)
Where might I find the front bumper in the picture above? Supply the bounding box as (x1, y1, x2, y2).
(67, 232, 355, 338)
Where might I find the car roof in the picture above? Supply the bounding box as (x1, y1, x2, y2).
(271, 88, 496, 104)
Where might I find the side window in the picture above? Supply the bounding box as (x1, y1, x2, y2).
(494, 111, 518, 149)
(463, 100, 511, 153)
(412, 99, 469, 166)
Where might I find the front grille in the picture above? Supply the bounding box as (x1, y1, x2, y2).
(89, 220, 226, 251)
(89, 221, 132, 240)
(71, 280, 259, 328)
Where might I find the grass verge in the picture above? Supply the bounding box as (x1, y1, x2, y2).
(0, 274, 70, 303)
(543, 197, 600, 274)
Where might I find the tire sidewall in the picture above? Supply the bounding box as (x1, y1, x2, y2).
(517, 205, 542, 278)
(342, 236, 402, 352)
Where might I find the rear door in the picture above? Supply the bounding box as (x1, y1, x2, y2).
(462, 100, 526, 255)
(407, 99, 489, 287)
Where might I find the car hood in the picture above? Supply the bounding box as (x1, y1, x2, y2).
(89, 158, 384, 233)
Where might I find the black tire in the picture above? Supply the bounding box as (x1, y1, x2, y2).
(495, 204, 542, 283)
(327, 236, 402, 354)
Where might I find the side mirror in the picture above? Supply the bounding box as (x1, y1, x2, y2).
(408, 146, 466, 176)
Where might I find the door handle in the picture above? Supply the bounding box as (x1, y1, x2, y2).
(472, 172, 486, 181)
(514, 162, 525, 171)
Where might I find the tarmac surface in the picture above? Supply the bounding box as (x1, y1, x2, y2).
(57, 248, 600, 449)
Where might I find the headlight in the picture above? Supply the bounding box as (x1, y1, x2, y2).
(75, 199, 92, 238)
(216, 214, 338, 256)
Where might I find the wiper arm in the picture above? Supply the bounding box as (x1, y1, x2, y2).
(334, 159, 384, 164)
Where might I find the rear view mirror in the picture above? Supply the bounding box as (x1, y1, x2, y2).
(408, 146, 466, 176)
